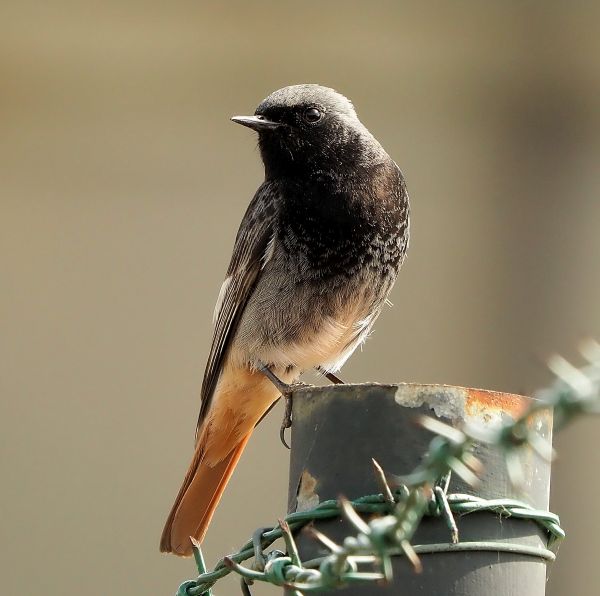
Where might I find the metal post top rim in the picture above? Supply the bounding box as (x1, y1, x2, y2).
(291, 381, 533, 402)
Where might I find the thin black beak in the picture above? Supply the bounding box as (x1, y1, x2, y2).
(230, 115, 282, 131)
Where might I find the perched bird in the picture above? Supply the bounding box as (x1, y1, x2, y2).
(160, 84, 410, 556)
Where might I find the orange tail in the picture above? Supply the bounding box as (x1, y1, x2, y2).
(160, 431, 252, 556)
(160, 368, 281, 556)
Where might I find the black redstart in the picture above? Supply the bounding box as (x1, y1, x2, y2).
(161, 84, 410, 555)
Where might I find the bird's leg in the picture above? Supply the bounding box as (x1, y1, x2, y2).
(316, 366, 345, 385)
(258, 363, 296, 396)
(326, 372, 345, 384)
(258, 362, 310, 449)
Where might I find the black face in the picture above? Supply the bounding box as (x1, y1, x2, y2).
(240, 85, 365, 178)
(256, 103, 325, 129)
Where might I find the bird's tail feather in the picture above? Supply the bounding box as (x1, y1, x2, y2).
(160, 430, 252, 556)
(160, 368, 284, 556)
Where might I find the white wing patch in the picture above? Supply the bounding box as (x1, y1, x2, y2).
(261, 234, 276, 269)
(213, 277, 231, 326)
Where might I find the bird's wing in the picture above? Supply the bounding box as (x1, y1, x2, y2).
(196, 183, 278, 438)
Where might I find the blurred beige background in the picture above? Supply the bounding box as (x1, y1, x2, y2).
(1, 2, 599, 594)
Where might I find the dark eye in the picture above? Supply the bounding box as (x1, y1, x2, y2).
(303, 107, 322, 123)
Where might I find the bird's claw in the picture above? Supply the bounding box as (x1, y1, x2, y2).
(280, 394, 293, 449)
(278, 382, 311, 448)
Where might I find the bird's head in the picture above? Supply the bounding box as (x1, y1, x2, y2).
(232, 84, 384, 178)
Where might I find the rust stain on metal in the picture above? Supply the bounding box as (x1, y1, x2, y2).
(296, 469, 320, 512)
(392, 383, 552, 430)
(465, 388, 529, 418)
(464, 388, 552, 430)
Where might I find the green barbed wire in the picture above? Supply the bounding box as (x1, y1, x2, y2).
(176, 340, 600, 596)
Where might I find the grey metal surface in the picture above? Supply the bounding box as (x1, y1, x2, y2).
(286, 383, 553, 595)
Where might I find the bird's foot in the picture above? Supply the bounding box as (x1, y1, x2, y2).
(258, 362, 312, 449)
(279, 394, 293, 449)
(277, 381, 313, 448)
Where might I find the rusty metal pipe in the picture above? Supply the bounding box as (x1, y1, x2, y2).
(286, 383, 553, 595)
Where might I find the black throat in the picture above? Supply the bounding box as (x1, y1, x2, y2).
(275, 158, 409, 280)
